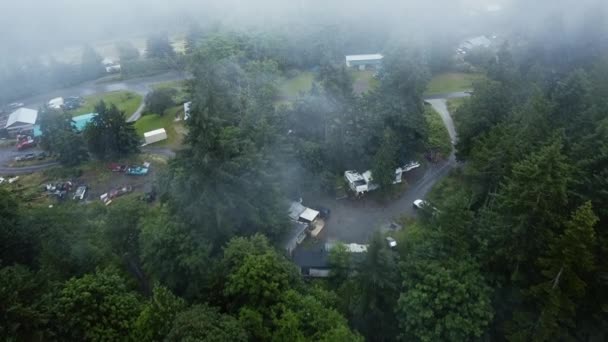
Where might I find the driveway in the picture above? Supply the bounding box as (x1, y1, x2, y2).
(311, 93, 467, 243)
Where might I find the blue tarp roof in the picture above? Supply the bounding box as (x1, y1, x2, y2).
(72, 113, 97, 132)
(32, 113, 97, 137)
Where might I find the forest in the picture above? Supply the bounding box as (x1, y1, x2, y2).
(3, 5, 608, 342)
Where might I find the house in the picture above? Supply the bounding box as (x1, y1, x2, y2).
(144, 128, 168, 145)
(292, 249, 331, 277)
(288, 201, 326, 238)
(32, 113, 97, 138)
(345, 54, 383, 70)
(5, 108, 38, 132)
(48, 97, 64, 109)
(283, 221, 308, 256)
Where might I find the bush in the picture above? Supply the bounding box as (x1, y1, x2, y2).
(145, 88, 177, 115)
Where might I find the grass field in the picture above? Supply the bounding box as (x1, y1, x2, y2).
(350, 70, 379, 94)
(152, 80, 189, 103)
(447, 97, 469, 114)
(67, 91, 143, 118)
(135, 106, 183, 147)
(425, 105, 452, 157)
(280, 71, 315, 98)
(425, 72, 484, 95)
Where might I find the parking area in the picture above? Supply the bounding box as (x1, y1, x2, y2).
(304, 159, 455, 243)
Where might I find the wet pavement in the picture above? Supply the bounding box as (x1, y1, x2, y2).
(307, 95, 465, 243)
(12, 71, 190, 110)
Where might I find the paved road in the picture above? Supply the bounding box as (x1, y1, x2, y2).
(317, 94, 467, 243)
(14, 71, 190, 110)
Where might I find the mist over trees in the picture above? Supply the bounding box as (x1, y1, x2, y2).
(2, 0, 608, 341)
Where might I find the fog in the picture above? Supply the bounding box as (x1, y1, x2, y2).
(0, 0, 606, 62)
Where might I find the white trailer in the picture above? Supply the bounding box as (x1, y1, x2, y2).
(143, 128, 167, 145)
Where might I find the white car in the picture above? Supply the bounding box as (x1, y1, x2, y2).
(73, 186, 87, 200)
(386, 237, 397, 248)
(413, 199, 429, 209)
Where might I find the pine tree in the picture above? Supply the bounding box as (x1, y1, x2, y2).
(83, 101, 140, 159)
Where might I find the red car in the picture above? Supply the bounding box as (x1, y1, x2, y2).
(16, 136, 36, 150)
(107, 163, 128, 172)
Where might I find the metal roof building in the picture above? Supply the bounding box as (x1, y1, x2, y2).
(5, 108, 38, 131)
(345, 54, 383, 70)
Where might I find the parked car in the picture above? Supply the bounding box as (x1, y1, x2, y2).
(63, 96, 83, 110)
(386, 237, 397, 248)
(36, 151, 48, 160)
(109, 185, 133, 199)
(108, 163, 128, 172)
(413, 199, 429, 209)
(312, 206, 331, 219)
(16, 137, 36, 150)
(73, 185, 87, 200)
(15, 153, 36, 162)
(126, 166, 149, 176)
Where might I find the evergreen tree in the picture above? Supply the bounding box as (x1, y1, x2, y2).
(81, 44, 103, 80)
(39, 109, 88, 166)
(48, 268, 142, 341)
(146, 32, 176, 59)
(371, 128, 399, 190)
(132, 285, 187, 342)
(83, 101, 140, 159)
(513, 202, 598, 341)
(116, 41, 140, 61)
(397, 259, 494, 342)
(350, 233, 401, 341)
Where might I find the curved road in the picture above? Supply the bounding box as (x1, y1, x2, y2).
(1, 72, 189, 174)
(321, 94, 468, 243)
(15, 71, 190, 110)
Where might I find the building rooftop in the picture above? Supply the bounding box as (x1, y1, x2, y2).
(72, 113, 97, 132)
(144, 128, 167, 137)
(345, 54, 384, 62)
(293, 249, 329, 269)
(6, 108, 38, 128)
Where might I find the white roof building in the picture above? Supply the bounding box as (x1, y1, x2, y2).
(48, 97, 64, 109)
(345, 54, 384, 69)
(5, 108, 38, 130)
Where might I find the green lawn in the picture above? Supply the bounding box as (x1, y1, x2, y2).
(280, 71, 314, 98)
(447, 97, 468, 114)
(67, 91, 143, 118)
(152, 80, 189, 104)
(425, 105, 452, 157)
(134, 106, 183, 147)
(350, 70, 379, 94)
(425, 72, 484, 95)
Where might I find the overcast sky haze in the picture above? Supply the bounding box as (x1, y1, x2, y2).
(0, 0, 605, 61)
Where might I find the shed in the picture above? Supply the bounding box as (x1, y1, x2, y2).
(345, 54, 383, 70)
(144, 128, 168, 145)
(299, 207, 320, 223)
(5, 108, 38, 131)
(292, 249, 330, 277)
